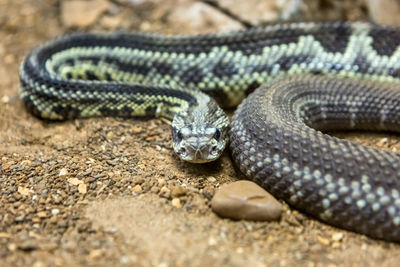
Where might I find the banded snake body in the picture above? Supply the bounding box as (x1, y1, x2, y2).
(20, 22, 400, 241)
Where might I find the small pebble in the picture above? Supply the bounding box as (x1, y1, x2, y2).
(208, 237, 217, 246)
(207, 176, 217, 183)
(317, 236, 331, 246)
(131, 126, 142, 133)
(18, 240, 38, 251)
(106, 131, 115, 139)
(133, 176, 144, 185)
(21, 160, 31, 166)
(78, 183, 87, 194)
(171, 186, 187, 198)
(132, 185, 142, 193)
(377, 137, 388, 146)
(1, 95, 9, 103)
(51, 209, 60, 215)
(15, 216, 25, 222)
(211, 180, 282, 221)
(171, 198, 181, 208)
(68, 178, 82, 185)
(8, 243, 16, 252)
(120, 256, 129, 264)
(159, 186, 171, 198)
(236, 247, 244, 254)
(89, 249, 103, 260)
(17, 186, 31, 196)
(331, 232, 344, 241)
(59, 168, 69, 177)
(157, 262, 168, 267)
(37, 211, 47, 218)
(157, 178, 166, 186)
(160, 186, 170, 194)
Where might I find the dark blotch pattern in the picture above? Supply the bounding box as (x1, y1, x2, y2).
(275, 55, 311, 72)
(312, 23, 351, 53)
(180, 66, 205, 84)
(370, 26, 400, 56)
(212, 61, 238, 78)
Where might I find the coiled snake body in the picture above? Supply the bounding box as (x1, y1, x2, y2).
(20, 22, 400, 241)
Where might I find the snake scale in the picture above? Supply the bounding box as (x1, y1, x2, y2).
(20, 22, 400, 242)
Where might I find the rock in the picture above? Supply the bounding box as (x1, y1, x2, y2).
(78, 183, 87, 194)
(157, 178, 166, 186)
(331, 232, 344, 242)
(17, 186, 31, 196)
(171, 198, 182, 208)
(1, 95, 9, 104)
(366, 0, 400, 26)
(208, 236, 217, 246)
(159, 186, 170, 194)
(37, 211, 47, 218)
(51, 209, 60, 215)
(132, 184, 142, 193)
(21, 160, 31, 167)
(211, 180, 282, 221)
(131, 126, 143, 134)
(207, 176, 217, 183)
(18, 240, 38, 251)
(159, 186, 171, 198)
(171, 186, 187, 198)
(317, 236, 330, 246)
(216, 0, 302, 25)
(89, 249, 103, 260)
(8, 243, 17, 252)
(14, 215, 25, 222)
(68, 178, 82, 186)
(59, 168, 68, 178)
(61, 0, 110, 28)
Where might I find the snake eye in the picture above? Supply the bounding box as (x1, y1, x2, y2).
(213, 129, 221, 140)
(177, 130, 183, 140)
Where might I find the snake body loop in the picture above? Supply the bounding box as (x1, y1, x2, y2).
(231, 76, 400, 241)
(20, 22, 400, 241)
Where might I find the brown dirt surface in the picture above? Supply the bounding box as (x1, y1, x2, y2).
(1, 0, 400, 266)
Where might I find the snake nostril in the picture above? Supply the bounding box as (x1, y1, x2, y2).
(179, 147, 187, 156)
(210, 145, 218, 154)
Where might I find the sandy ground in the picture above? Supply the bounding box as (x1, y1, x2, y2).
(1, 0, 400, 266)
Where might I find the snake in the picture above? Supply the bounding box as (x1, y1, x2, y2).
(19, 22, 400, 242)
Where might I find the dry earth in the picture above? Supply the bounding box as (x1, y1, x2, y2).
(1, 0, 400, 266)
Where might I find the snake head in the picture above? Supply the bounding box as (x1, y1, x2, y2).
(171, 98, 229, 163)
(172, 124, 227, 163)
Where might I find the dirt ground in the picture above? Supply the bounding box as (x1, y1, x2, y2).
(2, 0, 400, 266)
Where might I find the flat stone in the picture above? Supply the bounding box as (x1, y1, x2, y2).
(211, 180, 282, 221)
